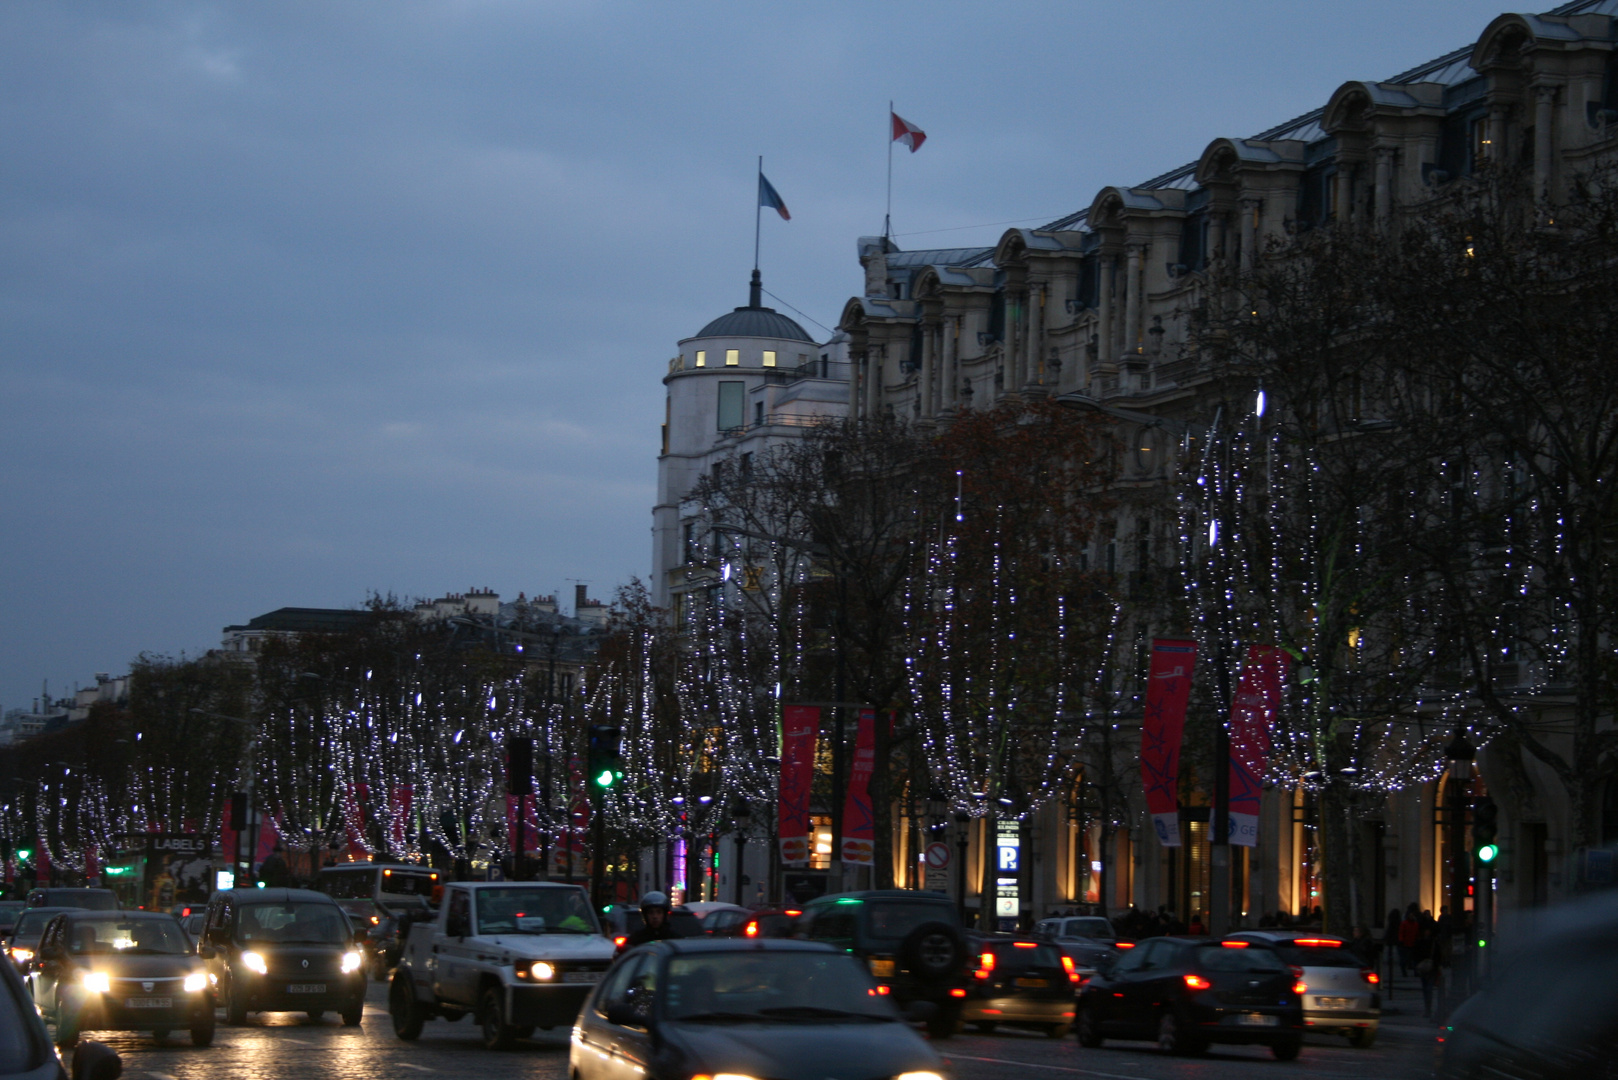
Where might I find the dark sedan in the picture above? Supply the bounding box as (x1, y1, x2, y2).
(1076, 936, 1303, 1059)
(8, 911, 76, 975)
(571, 938, 945, 1080)
(30, 910, 214, 1047)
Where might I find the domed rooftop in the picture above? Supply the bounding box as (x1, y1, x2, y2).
(692, 270, 814, 343)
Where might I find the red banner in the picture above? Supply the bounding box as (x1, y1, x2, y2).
(840, 709, 877, 865)
(506, 795, 541, 856)
(343, 783, 371, 856)
(1228, 645, 1289, 847)
(778, 706, 820, 865)
(389, 785, 413, 852)
(1141, 639, 1198, 848)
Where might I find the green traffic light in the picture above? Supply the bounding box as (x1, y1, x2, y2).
(13, 849, 31, 863)
(594, 768, 615, 788)
(1478, 843, 1499, 863)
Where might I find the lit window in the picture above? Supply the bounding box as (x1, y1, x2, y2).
(762, 350, 776, 367)
(695, 350, 706, 367)
(725, 349, 740, 366)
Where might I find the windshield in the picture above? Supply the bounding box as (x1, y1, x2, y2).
(378, 870, 437, 899)
(475, 887, 598, 936)
(988, 942, 1063, 972)
(68, 917, 188, 955)
(12, 912, 62, 941)
(864, 901, 956, 941)
(1278, 944, 1361, 968)
(665, 951, 894, 1022)
(1195, 945, 1288, 972)
(1067, 918, 1114, 939)
(236, 902, 350, 945)
(44, 891, 118, 911)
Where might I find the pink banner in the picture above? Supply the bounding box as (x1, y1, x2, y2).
(389, 785, 413, 851)
(840, 709, 878, 865)
(506, 795, 541, 856)
(343, 783, 370, 855)
(778, 706, 820, 865)
(1227, 645, 1289, 847)
(1141, 639, 1198, 848)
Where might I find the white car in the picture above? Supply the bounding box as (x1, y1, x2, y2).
(1225, 930, 1381, 1047)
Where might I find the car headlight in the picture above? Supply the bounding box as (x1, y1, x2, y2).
(516, 960, 556, 980)
(710, 1075, 763, 1080)
(895, 1074, 947, 1080)
(341, 951, 362, 974)
(241, 951, 269, 975)
(82, 972, 111, 994)
(9, 949, 32, 965)
(183, 973, 208, 993)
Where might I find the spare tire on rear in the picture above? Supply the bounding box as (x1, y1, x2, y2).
(900, 921, 965, 978)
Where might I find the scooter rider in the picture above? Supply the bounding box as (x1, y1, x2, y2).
(618, 891, 679, 954)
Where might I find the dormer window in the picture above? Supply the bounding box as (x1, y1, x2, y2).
(695, 350, 707, 367)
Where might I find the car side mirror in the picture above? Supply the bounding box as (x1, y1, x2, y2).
(71, 1040, 122, 1080)
(197, 945, 216, 960)
(39, 945, 63, 963)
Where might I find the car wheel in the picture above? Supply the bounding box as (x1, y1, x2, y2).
(341, 1002, 363, 1027)
(1157, 1011, 1205, 1055)
(1272, 1036, 1303, 1061)
(225, 977, 248, 1025)
(388, 973, 426, 1041)
(974, 1021, 997, 1033)
(191, 1010, 216, 1047)
(901, 922, 966, 979)
(1348, 1027, 1377, 1048)
(1075, 1006, 1104, 1048)
(479, 986, 518, 1050)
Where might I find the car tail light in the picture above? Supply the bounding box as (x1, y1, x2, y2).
(1289, 965, 1304, 979)
(613, 936, 627, 948)
(1293, 938, 1342, 948)
(1294, 981, 1308, 996)
(949, 988, 966, 998)
(784, 909, 801, 917)
(1115, 941, 1135, 949)
(1183, 974, 1212, 990)
(1012, 942, 1037, 949)
(744, 921, 759, 938)
(1060, 955, 1080, 984)
(867, 985, 891, 996)
(1362, 969, 1380, 985)
(1220, 940, 1248, 948)
(975, 951, 995, 980)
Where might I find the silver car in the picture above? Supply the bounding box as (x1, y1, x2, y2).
(1225, 930, 1380, 1046)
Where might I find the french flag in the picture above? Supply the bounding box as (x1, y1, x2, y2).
(758, 173, 790, 220)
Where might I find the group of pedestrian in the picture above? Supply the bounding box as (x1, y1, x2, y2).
(1387, 901, 1473, 1018)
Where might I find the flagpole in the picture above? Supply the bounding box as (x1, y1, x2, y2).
(755, 156, 763, 275)
(884, 101, 893, 241)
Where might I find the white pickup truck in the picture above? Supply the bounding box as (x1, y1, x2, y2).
(388, 880, 616, 1049)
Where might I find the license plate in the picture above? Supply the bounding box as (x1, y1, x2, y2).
(1235, 1012, 1279, 1026)
(869, 958, 896, 978)
(125, 997, 172, 1009)
(287, 983, 326, 994)
(1015, 978, 1048, 988)
(562, 971, 603, 984)
(1315, 997, 1353, 1010)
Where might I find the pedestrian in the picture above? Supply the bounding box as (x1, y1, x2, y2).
(1413, 923, 1441, 1018)
(1187, 911, 1205, 936)
(1349, 924, 1378, 969)
(258, 846, 292, 889)
(1398, 904, 1421, 977)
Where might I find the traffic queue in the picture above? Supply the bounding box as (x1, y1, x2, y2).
(0, 872, 1417, 1080)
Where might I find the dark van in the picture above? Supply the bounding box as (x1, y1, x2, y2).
(200, 888, 366, 1026)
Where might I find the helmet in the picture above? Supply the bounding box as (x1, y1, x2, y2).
(640, 891, 670, 912)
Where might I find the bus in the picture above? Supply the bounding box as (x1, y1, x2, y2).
(314, 862, 441, 916)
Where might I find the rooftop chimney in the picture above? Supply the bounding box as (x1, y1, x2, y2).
(575, 583, 589, 613)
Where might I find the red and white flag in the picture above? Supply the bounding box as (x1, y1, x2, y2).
(891, 111, 926, 153)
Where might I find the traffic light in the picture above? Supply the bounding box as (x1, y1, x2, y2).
(1474, 796, 1499, 864)
(507, 737, 534, 797)
(587, 726, 623, 790)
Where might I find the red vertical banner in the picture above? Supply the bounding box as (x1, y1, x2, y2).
(343, 783, 370, 856)
(1228, 645, 1289, 847)
(254, 815, 279, 868)
(778, 705, 820, 866)
(505, 795, 541, 855)
(219, 798, 237, 866)
(840, 709, 877, 865)
(83, 847, 99, 887)
(389, 785, 414, 852)
(1141, 639, 1198, 848)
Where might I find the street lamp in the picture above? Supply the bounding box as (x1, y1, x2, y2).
(953, 811, 972, 925)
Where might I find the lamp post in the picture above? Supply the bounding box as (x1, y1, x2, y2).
(191, 708, 258, 886)
(953, 811, 972, 924)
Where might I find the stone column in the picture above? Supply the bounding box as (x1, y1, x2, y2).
(920, 322, 936, 418)
(1240, 198, 1260, 272)
(866, 349, 882, 418)
(1123, 246, 1142, 360)
(943, 315, 959, 410)
(1028, 283, 1045, 387)
(1374, 147, 1393, 229)
(1097, 256, 1115, 366)
(852, 353, 866, 420)
(1535, 85, 1556, 203)
(1333, 166, 1353, 224)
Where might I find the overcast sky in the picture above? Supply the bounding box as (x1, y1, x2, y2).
(1, 0, 1519, 710)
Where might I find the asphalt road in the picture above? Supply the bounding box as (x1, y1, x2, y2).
(73, 982, 1443, 1080)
